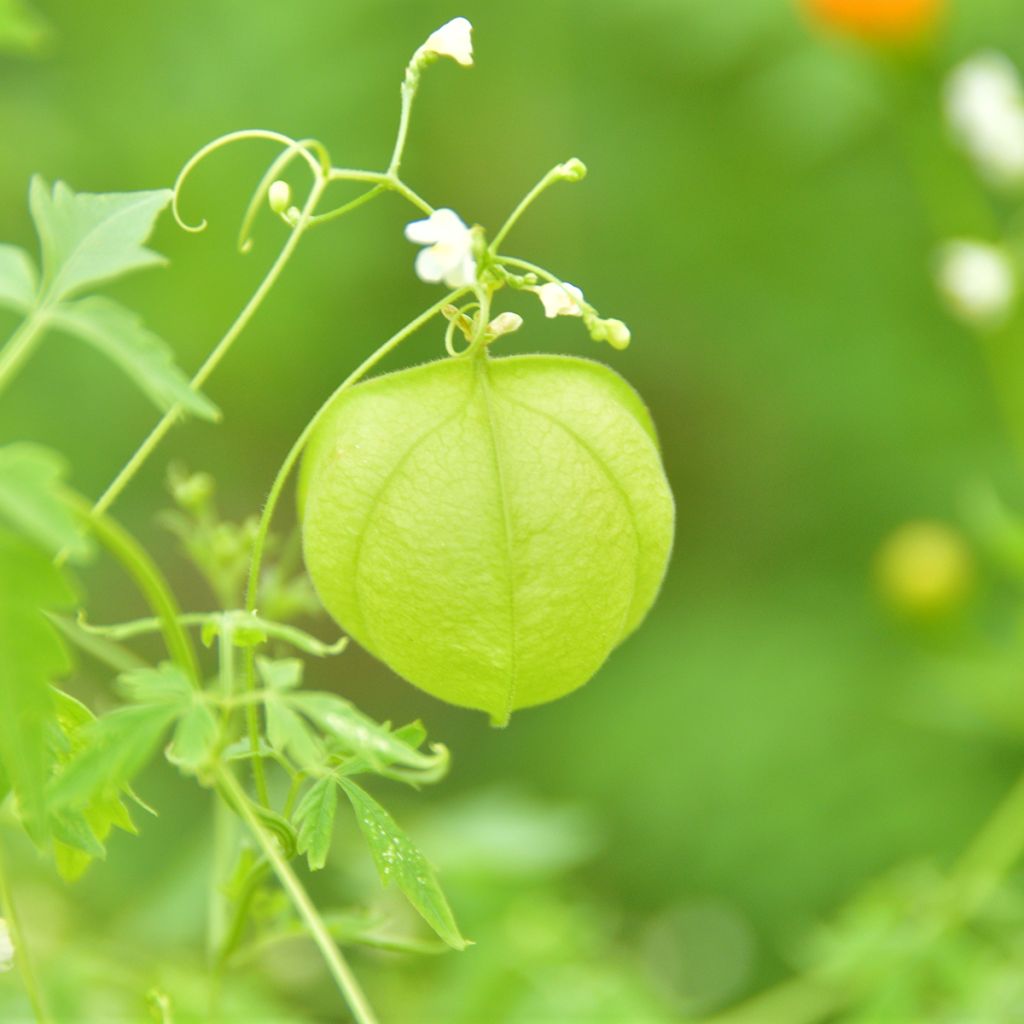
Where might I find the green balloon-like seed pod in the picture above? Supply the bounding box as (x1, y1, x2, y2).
(299, 352, 675, 725)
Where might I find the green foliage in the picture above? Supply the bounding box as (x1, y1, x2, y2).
(294, 776, 338, 871)
(0, 443, 90, 560)
(0, 180, 216, 418)
(28, 178, 169, 302)
(339, 778, 467, 951)
(0, 529, 74, 838)
(300, 353, 674, 724)
(49, 298, 217, 419)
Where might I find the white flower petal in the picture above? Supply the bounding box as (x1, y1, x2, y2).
(405, 217, 439, 245)
(415, 246, 447, 284)
(936, 239, 1016, 325)
(422, 17, 474, 67)
(444, 251, 478, 288)
(946, 52, 1024, 184)
(406, 209, 476, 288)
(535, 281, 584, 318)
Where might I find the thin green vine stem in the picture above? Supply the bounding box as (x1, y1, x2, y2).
(81, 175, 328, 536)
(0, 839, 51, 1024)
(64, 493, 200, 685)
(489, 165, 565, 253)
(0, 315, 46, 398)
(308, 185, 386, 229)
(215, 765, 379, 1024)
(388, 73, 419, 177)
(326, 168, 433, 216)
(239, 286, 470, 805)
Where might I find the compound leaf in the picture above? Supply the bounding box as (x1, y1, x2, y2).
(48, 297, 218, 419)
(0, 443, 91, 561)
(0, 243, 37, 311)
(339, 778, 467, 950)
(294, 776, 338, 871)
(29, 178, 171, 301)
(0, 529, 75, 840)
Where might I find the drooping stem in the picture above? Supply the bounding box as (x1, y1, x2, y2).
(215, 766, 379, 1024)
(0, 316, 46, 398)
(238, 288, 469, 803)
(0, 839, 51, 1024)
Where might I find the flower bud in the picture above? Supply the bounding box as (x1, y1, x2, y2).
(417, 17, 474, 68)
(603, 318, 632, 350)
(488, 312, 524, 337)
(268, 180, 291, 215)
(556, 158, 588, 183)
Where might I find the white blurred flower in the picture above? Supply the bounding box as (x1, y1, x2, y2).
(488, 312, 523, 337)
(0, 918, 13, 973)
(405, 209, 477, 288)
(945, 52, 1024, 185)
(535, 281, 584, 318)
(417, 17, 474, 67)
(936, 239, 1016, 326)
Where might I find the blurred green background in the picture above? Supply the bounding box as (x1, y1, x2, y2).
(6, 0, 1024, 1019)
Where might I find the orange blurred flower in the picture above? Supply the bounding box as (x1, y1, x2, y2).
(803, 0, 944, 42)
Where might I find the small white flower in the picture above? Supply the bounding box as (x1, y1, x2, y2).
(535, 281, 584, 318)
(418, 17, 474, 68)
(488, 312, 523, 337)
(936, 239, 1016, 325)
(405, 209, 477, 288)
(946, 52, 1024, 184)
(0, 918, 14, 973)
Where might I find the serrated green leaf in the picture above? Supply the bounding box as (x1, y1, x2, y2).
(47, 688, 139, 877)
(0, 529, 75, 839)
(47, 701, 180, 811)
(266, 697, 323, 771)
(115, 663, 194, 707)
(51, 807, 105, 859)
(167, 702, 217, 772)
(48, 297, 218, 419)
(29, 178, 172, 302)
(256, 656, 303, 692)
(0, 443, 91, 561)
(0, 244, 37, 311)
(294, 776, 338, 871)
(289, 692, 445, 773)
(339, 779, 467, 950)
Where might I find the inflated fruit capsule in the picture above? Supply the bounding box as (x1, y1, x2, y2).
(299, 353, 675, 725)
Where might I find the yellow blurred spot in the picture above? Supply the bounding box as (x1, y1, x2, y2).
(875, 520, 974, 620)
